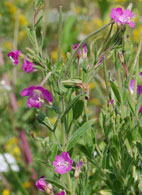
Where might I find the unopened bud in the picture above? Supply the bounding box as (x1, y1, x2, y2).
(118, 52, 124, 64)
(74, 160, 83, 179)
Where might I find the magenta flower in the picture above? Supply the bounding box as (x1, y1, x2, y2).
(73, 43, 81, 59)
(139, 106, 142, 113)
(129, 78, 142, 95)
(110, 7, 135, 28)
(77, 160, 83, 168)
(53, 152, 73, 175)
(22, 59, 35, 73)
(36, 177, 48, 192)
(108, 99, 114, 106)
(129, 79, 135, 94)
(20, 85, 53, 109)
(96, 56, 104, 66)
(83, 43, 87, 59)
(55, 191, 65, 195)
(137, 85, 142, 95)
(8, 50, 21, 66)
(140, 72, 142, 79)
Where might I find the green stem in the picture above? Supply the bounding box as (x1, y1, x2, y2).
(134, 57, 139, 104)
(103, 59, 111, 100)
(66, 173, 72, 195)
(98, 22, 114, 56)
(65, 21, 113, 75)
(53, 131, 63, 151)
(117, 69, 125, 118)
(73, 179, 78, 195)
(33, 28, 39, 54)
(58, 6, 63, 62)
(128, 37, 142, 85)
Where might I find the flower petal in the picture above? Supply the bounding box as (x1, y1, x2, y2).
(20, 86, 35, 96)
(36, 86, 53, 103)
(128, 21, 135, 28)
(129, 79, 135, 94)
(27, 96, 42, 109)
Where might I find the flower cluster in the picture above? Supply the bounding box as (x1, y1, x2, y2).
(8, 50, 35, 73)
(36, 152, 83, 193)
(8, 50, 52, 109)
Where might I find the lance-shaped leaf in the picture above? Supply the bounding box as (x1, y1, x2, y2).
(110, 81, 121, 103)
(61, 93, 85, 121)
(37, 112, 53, 131)
(73, 100, 84, 120)
(67, 119, 95, 151)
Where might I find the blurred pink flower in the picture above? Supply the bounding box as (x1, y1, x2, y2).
(129, 79, 142, 95)
(36, 177, 48, 192)
(83, 43, 87, 59)
(129, 79, 135, 94)
(110, 7, 134, 28)
(8, 50, 21, 66)
(20, 85, 53, 109)
(73, 43, 81, 59)
(77, 160, 83, 168)
(139, 106, 142, 113)
(53, 152, 73, 175)
(140, 72, 142, 79)
(55, 191, 65, 195)
(22, 59, 35, 73)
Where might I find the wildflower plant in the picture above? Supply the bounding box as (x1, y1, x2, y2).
(2, 0, 142, 194)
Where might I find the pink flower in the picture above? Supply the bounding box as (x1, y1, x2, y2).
(110, 7, 135, 28)
(8, 50, 21, 65)
(73, 43, 81, 59)
(129, 79, 135, 94)
(129, 79, 142, 95)
(20, 85, 53, 109)
(83, 43, 87, 59)
(77, 160, 83, 168)
(22, 59, 35, 73)
(35, 177, 48, 192)
(96, 56, 104, 66)
(53, 152, 73, 175)
(140, 72, 142, 79)
(139, 106, 142, 113)
(55, 191, 65, 195)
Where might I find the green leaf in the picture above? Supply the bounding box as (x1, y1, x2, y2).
(136, 94, 142, 116)
(25, 27, 35, 46)
(36, 0, 45, 7)
(110, 81, 121, 103)
(73, 100, 84, 120)
(61, 94, 84, 121)
(34, 15, 43, 27)
(67, 119, 95, 151)
(37, 112, 53, 131)
(50, 144, 58, 162)
(77, 144, 92, 159)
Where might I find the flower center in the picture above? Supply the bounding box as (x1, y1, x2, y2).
(9, 56, 15, 63)
(57, 161, 69, 168)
